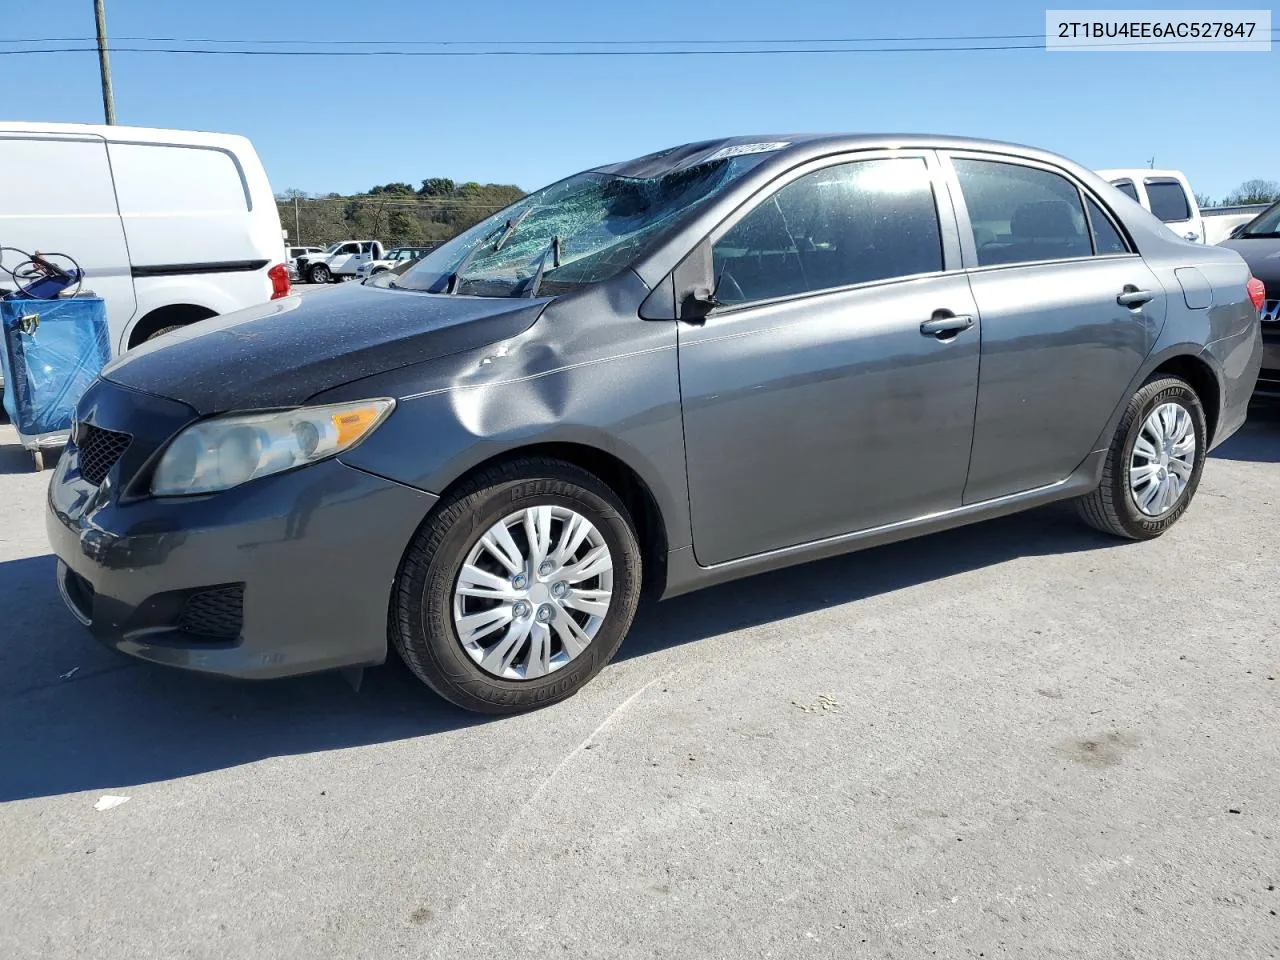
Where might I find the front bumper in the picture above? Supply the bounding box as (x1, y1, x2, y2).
(45, 379, 437, 679)
(1258, 317, 1280, 397)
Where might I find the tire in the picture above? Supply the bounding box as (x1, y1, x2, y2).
(392, 457, 643, 714)
(308, 264, 331, 284)
(1076, 375, 1207, 540)
(146, 324, 185, 342)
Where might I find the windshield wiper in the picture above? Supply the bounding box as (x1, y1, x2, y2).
(446, 207, 535, 294)
(524, 235, 562, 298)
(493, 206, 533, 253)
(446, 222, 508, 294)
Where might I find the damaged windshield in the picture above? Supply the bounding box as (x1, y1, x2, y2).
(395, 150, 775, 297)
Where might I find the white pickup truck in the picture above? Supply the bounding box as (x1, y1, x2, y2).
(297, 240, 385, 283)
(1096, 169, 1205, 243)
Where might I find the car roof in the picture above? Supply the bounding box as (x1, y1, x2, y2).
(1096, 168, 1189, 181)
(593, 133, 1072, 179)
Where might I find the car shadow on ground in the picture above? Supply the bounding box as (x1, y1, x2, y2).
(1, 501, 1125, 803)
(1211, 403, 1280, 463)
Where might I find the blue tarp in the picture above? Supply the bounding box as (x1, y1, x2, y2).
(0, 297, 110, 439)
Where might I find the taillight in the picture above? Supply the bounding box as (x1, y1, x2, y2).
(268, 263, 290, 300)
(1246, 276, 1265, 312)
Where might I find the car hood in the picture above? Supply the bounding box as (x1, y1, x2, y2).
(1220, 237, 1280, 290)
(102, 281, 546, 414)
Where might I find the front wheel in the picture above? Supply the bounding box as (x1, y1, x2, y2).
(308, 264, 331, 284)
(1076, 375, 1207, 539)
(391, 457, 643, 714)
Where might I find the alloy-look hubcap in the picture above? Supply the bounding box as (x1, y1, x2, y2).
(1129, 402, 1196, 516)
(451, 506, 614, 680)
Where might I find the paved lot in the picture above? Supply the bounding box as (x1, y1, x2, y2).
(1, 399, 1278, 959)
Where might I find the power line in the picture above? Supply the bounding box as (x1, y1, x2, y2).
(1, 38, 1274, 57)
(1, 33, 1052, 45)
(3, 29, 1275, 46)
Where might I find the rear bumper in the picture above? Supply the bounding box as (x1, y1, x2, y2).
(45, 388, 438, 679)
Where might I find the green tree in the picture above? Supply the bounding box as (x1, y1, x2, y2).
(276, 176, 525, 249)
(387, 210, 426, 245)
(1224, 179, 1280, 205)
(419, 177, 456, 196)
(369, 182, 416, 196)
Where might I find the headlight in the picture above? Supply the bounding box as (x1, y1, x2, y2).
(151, 398, 394, 496)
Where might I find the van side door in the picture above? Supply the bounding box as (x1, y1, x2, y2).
(0, 133, 137, 351)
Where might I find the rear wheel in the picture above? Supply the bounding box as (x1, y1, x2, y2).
(1076, 375, 1207, 539)
(308, 264, 331, 284)
(391, 457, 643, 714)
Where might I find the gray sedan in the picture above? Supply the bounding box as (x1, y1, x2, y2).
(47, 135, 1264, 713)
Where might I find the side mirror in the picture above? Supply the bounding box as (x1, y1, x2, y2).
(673, 241, 718, 324)
(679, 287, 719, 322)
(1228, 224, 1246, 239)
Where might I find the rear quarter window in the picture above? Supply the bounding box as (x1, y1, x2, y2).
(108, 143, 250, 215)
(1144, 179, 1191, 222)
(1112, 180, 1140, 203)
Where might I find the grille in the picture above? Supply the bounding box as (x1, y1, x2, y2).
(177, 585, 245, 639)
(1261, 299, 1280, 326)
(77, 424, 131, 485)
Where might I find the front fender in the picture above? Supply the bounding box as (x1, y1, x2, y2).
(333, 340, 692, 554)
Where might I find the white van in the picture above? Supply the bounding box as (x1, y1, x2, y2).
(0, 122, 289, 352)
(1096, 168, 1206, 243)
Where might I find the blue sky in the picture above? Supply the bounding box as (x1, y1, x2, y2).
(1, 1, 1275, 200)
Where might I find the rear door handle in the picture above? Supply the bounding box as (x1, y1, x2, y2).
(920, 314, 975, 338)
(1117, 287, 1155, 307)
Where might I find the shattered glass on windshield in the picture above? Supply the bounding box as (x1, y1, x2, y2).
(396, 149, 777, 297)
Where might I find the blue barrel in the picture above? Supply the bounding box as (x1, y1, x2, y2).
(0, 296, 111, 438)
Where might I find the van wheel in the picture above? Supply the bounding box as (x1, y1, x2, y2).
(308, 264, 331, 284)
(391, 457, 643, 714)
(1076, 376, 1207, 540)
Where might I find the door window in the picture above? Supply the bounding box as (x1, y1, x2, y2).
(953, 158, 1092, 266)
(339, 243, 359, 254)
(711, 157, 942, 306)
(1144, 179, 1191, 222)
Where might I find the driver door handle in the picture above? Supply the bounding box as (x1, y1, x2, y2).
(1117, 287, 1155, 307)
(920, 314, 975, 338)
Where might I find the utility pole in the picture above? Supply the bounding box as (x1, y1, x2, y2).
(1147, 156, 1155, 169)
(294, 197, 302, 244)
(94, 0, 116, 124)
